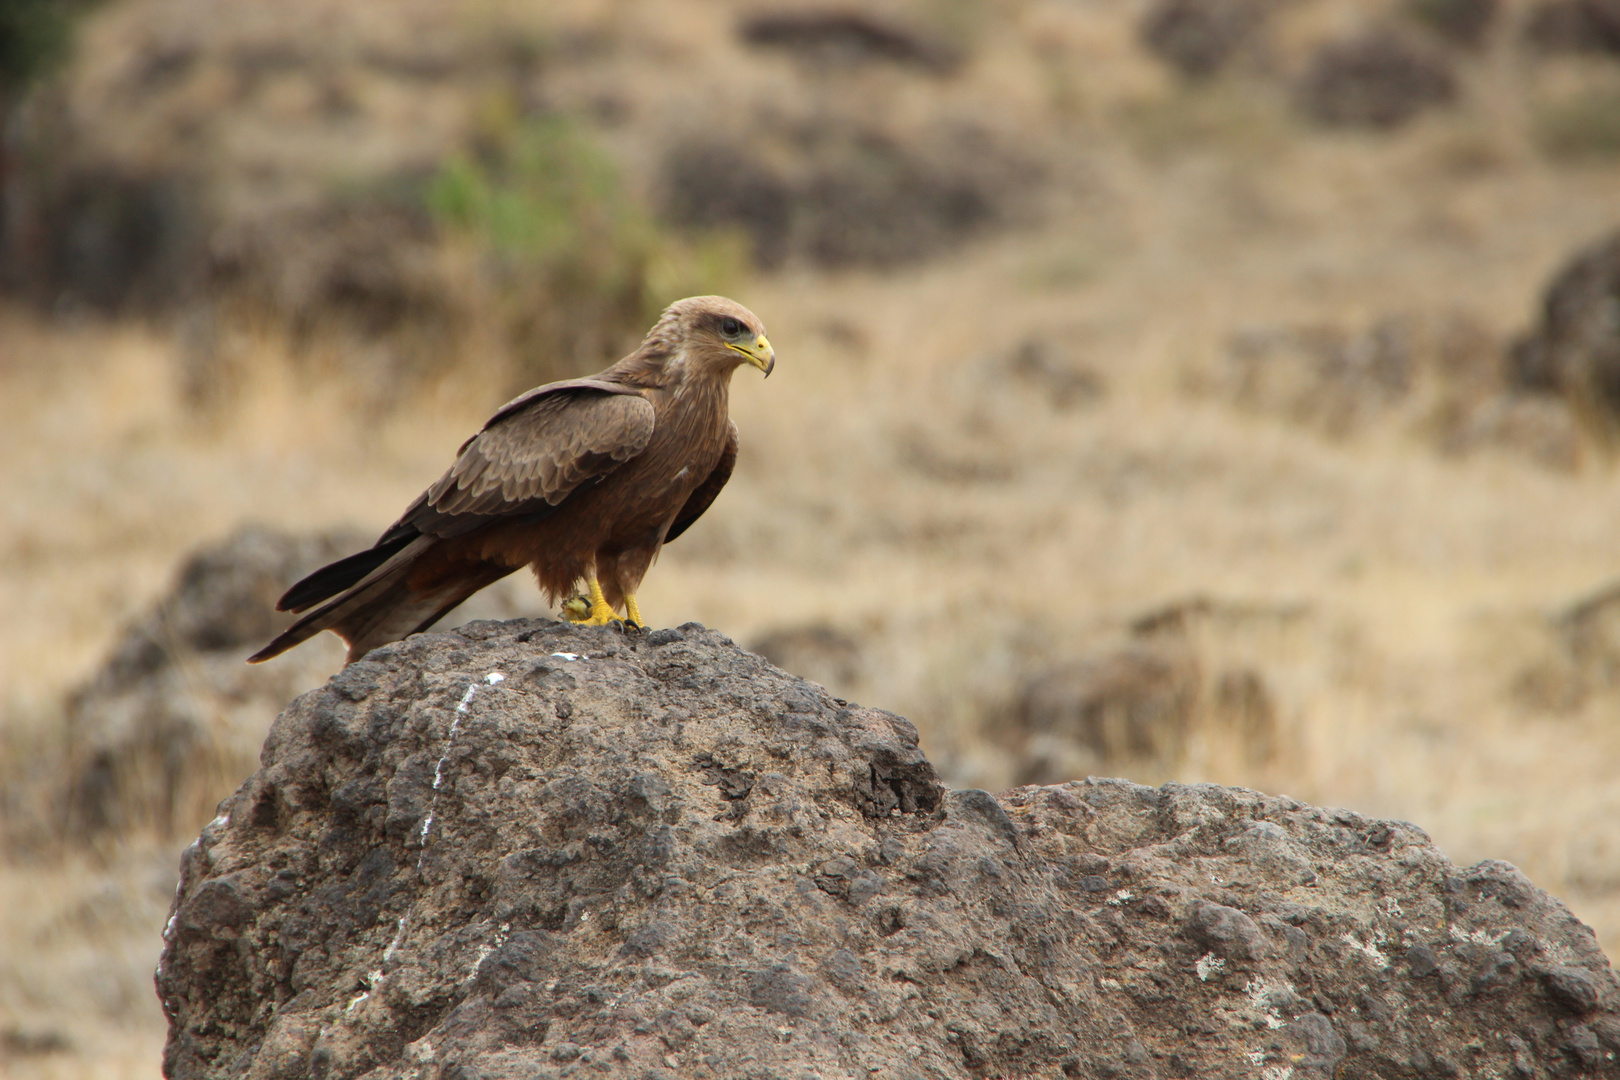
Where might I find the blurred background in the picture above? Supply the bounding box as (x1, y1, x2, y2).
(4, 0, 1620, 1073)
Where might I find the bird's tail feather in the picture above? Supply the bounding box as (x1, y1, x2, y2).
(249, 535, 509, 664)
(277, 530, 421, 613)
(334, 563, 514, 663)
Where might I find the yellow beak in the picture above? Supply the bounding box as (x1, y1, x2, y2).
(729, 334, 775, 377)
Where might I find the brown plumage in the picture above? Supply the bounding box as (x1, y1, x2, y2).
(248, 296, 773, 665)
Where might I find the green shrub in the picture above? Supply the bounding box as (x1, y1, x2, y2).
(428, 115, 744, 386)
(0, 0, 89, 98)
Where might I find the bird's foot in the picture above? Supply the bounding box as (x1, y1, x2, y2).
(580, 596, 632, 629)
(562, 580, 644, 632)
(562, 579, 620, 627)
(562, 602, 618, 627)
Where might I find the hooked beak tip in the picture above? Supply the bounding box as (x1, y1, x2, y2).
(727, 334, 775, 377)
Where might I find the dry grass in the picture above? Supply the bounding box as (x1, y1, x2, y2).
(7, 0, 1620, 1075)
(0, 839, 173, 1080)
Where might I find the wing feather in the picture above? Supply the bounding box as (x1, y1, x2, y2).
(408, 384, 654, 536)
(664, 421, 738, 544)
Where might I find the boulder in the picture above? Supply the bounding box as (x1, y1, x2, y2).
(157, 619, 1620, 1079)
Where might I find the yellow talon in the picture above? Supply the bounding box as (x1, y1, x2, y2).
(576, 578, 620, 627)
(562, 579, 643, 629)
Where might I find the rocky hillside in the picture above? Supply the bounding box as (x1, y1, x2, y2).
(158, 620, 1620, 1079)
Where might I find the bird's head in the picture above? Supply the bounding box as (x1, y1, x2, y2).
(648, 296, 774, 379)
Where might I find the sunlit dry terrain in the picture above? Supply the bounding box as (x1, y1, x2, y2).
(6, 0, 1620, 1075)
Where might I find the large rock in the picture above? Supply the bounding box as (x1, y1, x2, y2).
(156, 619, 1620, 1079)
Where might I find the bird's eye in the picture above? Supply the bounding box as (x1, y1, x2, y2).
(720, 317, 742, 337)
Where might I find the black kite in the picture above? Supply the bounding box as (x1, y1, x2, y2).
(248, 296, 773, 664)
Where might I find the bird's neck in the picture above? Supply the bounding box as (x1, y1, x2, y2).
(665, 364, 734, 416)
(603, 350, 668, 389)
(607, 345, 740, 397)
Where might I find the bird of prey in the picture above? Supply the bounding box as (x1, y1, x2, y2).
(248, 296, 773, 665)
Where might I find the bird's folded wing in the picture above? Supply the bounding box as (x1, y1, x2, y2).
(414, 386, 655, 531)
(664, 420, 738, 544)
(479, 378, 639, 431)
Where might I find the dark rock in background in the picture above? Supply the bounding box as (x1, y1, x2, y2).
(1222, 309, 1583, 467)
(658, 117, 1041, 270)
(3, 167, 204, 315)
(1014, 641, 1202, 778)
(1296, 27, 1458, 129)
(750, 622, 864, 696)
(51, 525, 537, 845)
(1510, 227, 1620, 450)
(54, 525, 362, 842)
(1138, 0, 1272, 79)
(1524, 0, 1620, 56)
(736, 7, 963, 74)
(158, 619, 1620, 1079)
(1010, 597, 1292, 785)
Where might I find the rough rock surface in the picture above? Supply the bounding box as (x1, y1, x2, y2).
(157, 619, 1620, 1079)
